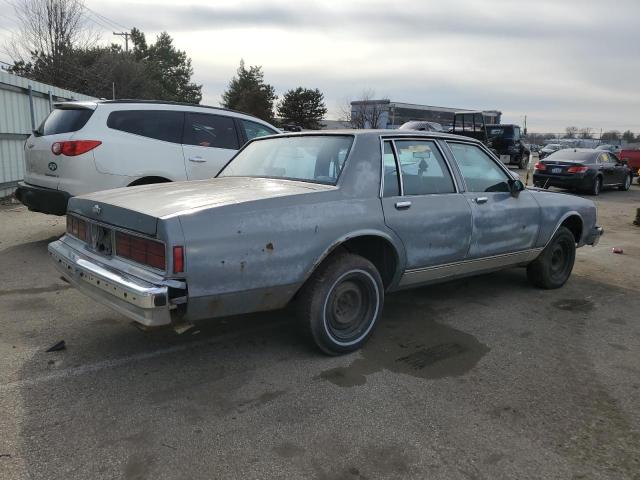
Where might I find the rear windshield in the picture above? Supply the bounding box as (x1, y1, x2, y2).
(36, 108, 93, 136)
(547, 150, 597, 162)
(219, 135, 354, 185)
(487, 126, 514, 138)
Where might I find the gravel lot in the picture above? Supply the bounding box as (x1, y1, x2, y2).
(1, 177, 639, 480)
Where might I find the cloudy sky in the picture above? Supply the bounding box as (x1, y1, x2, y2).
(2, 0, 639, 132)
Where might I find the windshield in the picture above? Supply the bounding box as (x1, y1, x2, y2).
(219, 135, 354, 185)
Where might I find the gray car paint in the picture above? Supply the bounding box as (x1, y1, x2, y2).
(55, 130, 600, 326)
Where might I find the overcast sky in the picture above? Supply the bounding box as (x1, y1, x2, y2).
(2, 0, 639, 132)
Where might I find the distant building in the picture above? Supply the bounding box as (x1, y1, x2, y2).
(349, 99, 502, 129)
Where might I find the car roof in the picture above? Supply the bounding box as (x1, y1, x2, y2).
(264, 129, 484, 144)
(53, 99, 274, 125)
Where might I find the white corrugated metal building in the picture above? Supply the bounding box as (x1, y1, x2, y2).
(0, 70, 96, 198)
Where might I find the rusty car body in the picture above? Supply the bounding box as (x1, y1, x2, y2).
(49, 130, 603, 354)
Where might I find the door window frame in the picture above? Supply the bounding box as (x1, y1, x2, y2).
(442, 140, 518, 193)
(379, 135, 461, 198)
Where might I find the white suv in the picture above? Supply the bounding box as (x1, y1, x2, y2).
(15, 100, 279, 215)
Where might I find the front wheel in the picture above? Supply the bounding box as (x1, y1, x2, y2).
(527, 226, 576, 289)
(296, 252, 384, 355)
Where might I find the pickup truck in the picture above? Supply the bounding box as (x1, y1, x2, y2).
(618, 149, 640, 183)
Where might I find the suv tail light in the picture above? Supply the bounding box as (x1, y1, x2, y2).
(52, 140, 102, 156)
(534, 162, 546, 171)
(66, 215, 89, 242)
(567, 166, 588, 173)
(115, 231, 166, 270)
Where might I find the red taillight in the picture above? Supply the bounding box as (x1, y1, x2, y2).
(51, 140, 101, 156)
(115, 231, 166, 270)
(567, 166, 588, 173)
(66, 215, 89, 242)
(173, 246, 184, 274)
(534, 162, 546, 171)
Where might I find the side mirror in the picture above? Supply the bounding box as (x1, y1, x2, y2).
(508, 179, 525, 197)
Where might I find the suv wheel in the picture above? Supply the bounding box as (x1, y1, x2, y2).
(619, 174, 631, 191)
(527, 226, 576, 289)
(296, 252, 384, 355)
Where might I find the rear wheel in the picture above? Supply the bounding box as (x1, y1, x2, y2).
(590, 176, 602, 196)
(619, 174, 631, 191)
(296, 252, 384, 355)
(527, 226, 576, 289)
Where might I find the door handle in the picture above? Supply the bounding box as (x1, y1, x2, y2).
(475, 196, 489, 204)
(395, 201, 412, 210)
(188, 156, 206, 163)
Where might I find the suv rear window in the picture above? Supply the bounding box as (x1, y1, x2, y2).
(37, 108, 94, 136)
(107, 110, 184, 144)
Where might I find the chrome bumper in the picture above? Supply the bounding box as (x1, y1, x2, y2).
(48, 239, 173, 326)
(587, 226, 604, 246)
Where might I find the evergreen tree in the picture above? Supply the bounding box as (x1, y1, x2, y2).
(277, 87, 327, 129)
(221, 60, 277, 121)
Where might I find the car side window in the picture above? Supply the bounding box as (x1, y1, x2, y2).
(514, 127, 521, 140)
(448, 142, 510, 193)
(600, 153, 611, 164)
(106, 110, 184, 143)
(242, 119, 277, 141)
(184, 113, 239, 150)
(394, 140, 455, 195)
(382, 141, 400, 197)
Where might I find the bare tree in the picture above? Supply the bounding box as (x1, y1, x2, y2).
(578, 127, 593, 139)
(564, 126, 578, 139)
(7, 0, 96, 84)
(341, 89, 388, 129)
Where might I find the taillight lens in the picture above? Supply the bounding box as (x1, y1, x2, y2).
(567, 166, 588, 173)
(115, 231, 166, 270)
(534, 162, 546, 171)
(173, 246, 184, 273)
(51, 140, 102, 156)
(66, 215, 89, 242)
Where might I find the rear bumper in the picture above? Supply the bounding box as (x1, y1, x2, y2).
(532, 173, 592, 190)
(586, 226, 604, 246)
(48, 239, 175, 326)
(14, 182, 70, 216)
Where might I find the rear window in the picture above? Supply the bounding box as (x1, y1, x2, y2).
(241, 119, 278, 141)
(547, 150, 597, 162)
(37, 108, 93, 136)
(107, 110, 184, 144)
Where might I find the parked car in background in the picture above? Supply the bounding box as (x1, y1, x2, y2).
(533, 148, 632, 195)
(618, 149, 640, 183)
(539, 143, 565, 159)
(596, 144, 621, 154)
(49, 130, 602, 355)
(15, 100, 279, 215)
(485, 123, 530, 168)
(398, 120, 444, 132)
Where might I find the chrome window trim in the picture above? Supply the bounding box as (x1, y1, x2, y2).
(378, 135, 461, 198)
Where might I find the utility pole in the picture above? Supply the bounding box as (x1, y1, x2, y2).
(113, 31, 130, 52)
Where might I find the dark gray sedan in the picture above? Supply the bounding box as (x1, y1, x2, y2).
(49, 131, 603, 354)
(533, 148, 633, 195)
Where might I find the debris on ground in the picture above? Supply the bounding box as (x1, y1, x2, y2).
(612, 247, 624, 254)
(46, 340, 66, 352)
(173, 321, 196, 335)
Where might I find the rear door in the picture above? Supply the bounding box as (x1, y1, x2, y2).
(182, 113, 241, 179)
(24, 105, 95, 190)
(446, 141, 540, 258)
(380, 138, 472, 277)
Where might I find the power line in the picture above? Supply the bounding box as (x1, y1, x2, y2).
(83, 5, 130, 31)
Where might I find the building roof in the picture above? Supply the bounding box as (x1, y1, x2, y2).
(350, 99, 501, 115)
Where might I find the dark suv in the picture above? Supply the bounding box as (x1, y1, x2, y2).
(486, 124, 529, 169)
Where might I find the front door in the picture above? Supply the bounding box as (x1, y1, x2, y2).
(380, 139, 472, 279)
(183, 112, 241, 180)
(446, 142, 541, 259)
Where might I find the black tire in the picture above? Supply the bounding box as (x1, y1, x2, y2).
(619, 174, 631, 191)
(296, 252, 384, 355)
(590, 176, 602, 196)
(527, 226, 576, 289)
(518, 151, 529, 169)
